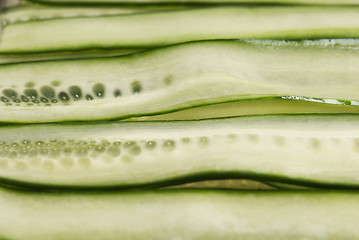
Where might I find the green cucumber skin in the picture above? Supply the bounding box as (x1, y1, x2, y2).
(2, 6, 359, 53)
(0, 40, 358, 123)
(25, 0, 359, 5)
(2, 114, 359, 189)
(1, 189, 359, 240)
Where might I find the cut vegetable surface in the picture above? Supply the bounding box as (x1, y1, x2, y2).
(1, 189, 359, 240)
(1, 6, 359, 53)
(0, 40, 358, 123)
(2, 114, 359, 189)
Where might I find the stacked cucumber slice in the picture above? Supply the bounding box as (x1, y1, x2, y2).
(1, 1, 359, 239)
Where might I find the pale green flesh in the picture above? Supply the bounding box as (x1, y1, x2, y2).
(2, 115, 359, 188)
(0, 40, 358, 123)
(1, 189, 359, 240)
(2, 7, 359, 53)
(26, 0, 359, 5)
(0, 4, 187, 25)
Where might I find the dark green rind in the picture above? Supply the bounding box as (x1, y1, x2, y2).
(0, 169, 358, 191)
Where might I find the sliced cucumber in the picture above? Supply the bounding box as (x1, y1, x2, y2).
(0, 48, 142, 64)
(127, 98, 359, 121)
(1, 6, 359, 53)
(25, 0, 359, 5)
(1, 189, 359, 240)
(2, 114, 359, 189)
(0, 40, 358, 123)
(0, 3, 186, 25)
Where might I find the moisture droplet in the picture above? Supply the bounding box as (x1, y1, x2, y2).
(3, 89, 18, 99)
(24, 89, 38, 99)
(131, 81, 142, 94)
(93, 83, 105, 98)
(40, 86, 55, 99)
(163, 140, 176, 152)
(69, 86, 82, 100)
(114, 89, 122, 97)
(22, 140, 30, 145)
(58, 92, 70, 102)
(145, 141, 156, 150)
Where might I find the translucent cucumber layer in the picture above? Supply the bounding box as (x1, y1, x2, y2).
(26, 0, 359, 5)
(2, 114, 359, 189)
(1, 189, 359, 240)
(0, 4, 186, 25)
(1, 7, 359, 53)
(0, 40, 358, 123)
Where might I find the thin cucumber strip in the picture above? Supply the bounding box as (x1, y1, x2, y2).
(0, 48, 142, 64)
(1, 189, 359, 240)
(127, 98, 359, 121)
(0, 4, 187, 25)
(1, 6, 359, 53)
(0, 40, 358, 123)
(2, 114, 359, 189)
(167, 179, 276, 189)
(25, 0, 359, 5)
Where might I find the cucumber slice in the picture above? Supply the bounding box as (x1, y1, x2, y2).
(25, 0, 359, 6)
(0, 3, 186, 25)
(1, 6, 359, 53)
(127, 98, 359, 121)
(1, 189, 359, 239)
(0, 40, 358, 123)
(2, 114, 359, 189)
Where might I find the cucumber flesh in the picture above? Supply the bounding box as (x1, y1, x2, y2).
(25, 0, 359, 5)
(0, 4, 187, 25)
(1, 189, 359, 240)
(2, 6, 359, 53)
(0, 40, 358, 123)
(2, 114, 359, 189)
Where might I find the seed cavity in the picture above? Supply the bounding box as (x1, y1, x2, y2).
(182, 138, 191, 143)
(0, 159, 8, 168)
(3, 89, 18, 99)
(199, 137, 209, 146)
(93, 83, 105, 98)
(21, 95, 29, 102)
(163, 140, 176, 152)
(107, 147, 121, 157)
(248, 134, 258, 143)
(69, 86, 82, 100)
(114, 89, 122, 97)
(78, 157, 90, 168)
(1, 96, 9, 102)
(131, 81, 142, 94)
(86, 94, 94, 100)
(128, 145, 141, 156)
(43, 160, 55, 171)
(164, 75, 173, 85)
(121, 154, 133, 163)
(274, 136, 285, 146)
(25, 82, 35, 88)
(310, 138, 321, 149)
(40, 86, 55, 99)
(40, 97, 49, 103)
(24, 89, 38, 99)
(58, 92, 70, 102)
(60, 157, 74, 168)
(51, 80, 61, 87)
(145, 141, 156, 150)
